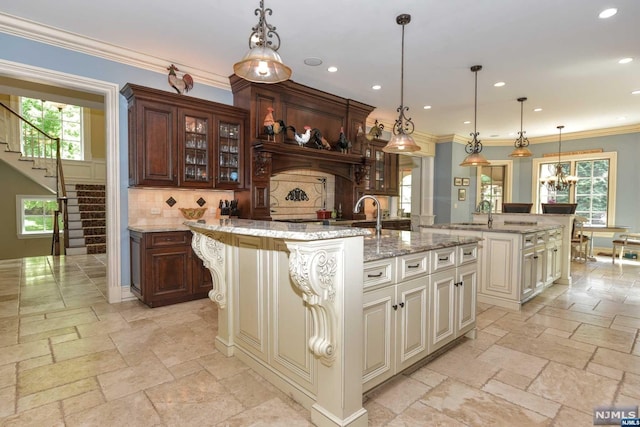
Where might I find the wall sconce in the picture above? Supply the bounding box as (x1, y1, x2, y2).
(233, 1, 292, 84)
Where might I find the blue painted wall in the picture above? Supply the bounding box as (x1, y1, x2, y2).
(0, 32, 233, 286)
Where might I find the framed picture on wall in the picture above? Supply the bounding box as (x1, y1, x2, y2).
(462, 178, 470, 186)
(454, 177, 463, 186)
(458, 188, 466, 201)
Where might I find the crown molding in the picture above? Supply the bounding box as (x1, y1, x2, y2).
(0, 13, 231, 90)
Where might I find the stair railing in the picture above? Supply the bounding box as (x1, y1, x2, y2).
(0, 102, 68, 256)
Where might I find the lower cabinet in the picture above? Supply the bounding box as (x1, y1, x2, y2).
(429, 263, 477, 353)
(129, 230, 213, 307)
(362, 244, 478, 392)
(363, 276, 429, 392)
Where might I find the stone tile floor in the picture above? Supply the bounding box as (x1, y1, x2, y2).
(0, 254, 638, 426)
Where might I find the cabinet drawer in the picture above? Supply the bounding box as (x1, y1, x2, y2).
(431, 247, 456, 273)
(458, 244, 478, 265)
(535, 233, 546, 246)
(148, 231, 190, 248)
(398, 252, 429, 281)
(522, 233, 537, 249)
(363, 259, 395, 289)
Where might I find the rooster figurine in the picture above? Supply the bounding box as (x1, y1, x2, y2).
(263, 107, 275, 141)
(287, 125, 312, 146)
(337, 126, 351, 153)
(167, 64, 194, 94)
(309, 128, 332, 150)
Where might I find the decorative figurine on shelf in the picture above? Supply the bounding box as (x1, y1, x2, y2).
(366, 120, 384, 141)
(288, 125, 312, 146)
(309, 128, 331, 150)
(167, 64, 194, 94)
(263, 107, 286, 142)
(337, 126, 351, 153)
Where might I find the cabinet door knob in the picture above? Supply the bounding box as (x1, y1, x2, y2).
(392, 304, 398, 311)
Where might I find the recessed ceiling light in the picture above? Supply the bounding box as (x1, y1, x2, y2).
(303, 57, 323, 66)
(619, 57, 633, 64)
(617, 116, 626, 121)
(327, 66, 338, 73)
(372, 84, 382, 90)
(490, 134, 500, 138)
(533, 108, 543, 112)
(599, 8, 617, 19)
(493, 82, 506, 87)
(423, 105, 432, 110)
(632, 90, 640, 95)
(463, 120, 471, 124)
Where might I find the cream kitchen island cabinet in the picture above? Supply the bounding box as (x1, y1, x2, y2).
(187, 219, 480, 427)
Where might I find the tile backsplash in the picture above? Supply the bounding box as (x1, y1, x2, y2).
(270, 170, 335, 220)
(128, 188, 234, 226)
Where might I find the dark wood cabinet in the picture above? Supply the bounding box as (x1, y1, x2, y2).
(122, 83, 248, 189)
(363, 139, 399, 196)
(129, 230, 212, 307)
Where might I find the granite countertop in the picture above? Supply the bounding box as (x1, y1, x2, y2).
(420, 222, 563, 234)
(128, 223, 191, 233)
(363, 230, 481, 262)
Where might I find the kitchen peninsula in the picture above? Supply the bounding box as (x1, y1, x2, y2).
(422, 214, 570, 311)
(186, 219, 480, 427)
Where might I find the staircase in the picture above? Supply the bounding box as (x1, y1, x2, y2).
(66, 184, 106, 255)
(0, 141, 57, 193)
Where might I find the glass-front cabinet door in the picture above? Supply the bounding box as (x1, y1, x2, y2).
(180, 110, 213, 187)
(217, 118, 242, 188)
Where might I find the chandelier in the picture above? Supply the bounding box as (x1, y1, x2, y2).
(233, 1, 292, 84)
(382, 14, 420, 153)
(460, 65, 490, 166)
(509, 97, 532, 157)
(540, 125, 578, 191)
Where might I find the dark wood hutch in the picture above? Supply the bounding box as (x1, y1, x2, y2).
(229, 75, 398, 220)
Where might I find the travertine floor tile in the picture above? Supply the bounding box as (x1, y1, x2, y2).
(571, 323, 635, 352)
(61, 389, 105, 417)
(217, 397, 312, 426)
(482, 379, 560, 418)
(52, 334, 115, 361)
(65, 391, 161, 427)
(620, 372, 640, 399)
(476, 344, 547, 379)
(0, 384, 16, 418)
(552, 406, 594, 427)
(421, 379, 551, 426)
(17, 377, 98, 413)
(386, 400, 464, 426)
(363, 400, 396, 426)
(0, 340, 50, 366)
(528, 361, 619, 414)
(369, 375, 431, 415)
(497, 332, 593, 369)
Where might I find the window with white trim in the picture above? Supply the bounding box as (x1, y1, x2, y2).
(399, 168, 412, 215)
(534, 151, 616, 226)
(16, 196, 61, 238)
(20, 97, 84, 160)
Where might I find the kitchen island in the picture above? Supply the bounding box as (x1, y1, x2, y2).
(186, 219, 480, 427)
(421, 218, 566, 311)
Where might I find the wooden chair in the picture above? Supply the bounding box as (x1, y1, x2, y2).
(502, 203, 533, 213)
(541, 203, 577, 214)
(612, 233, 640, 264)
(571, 216, 589, 263)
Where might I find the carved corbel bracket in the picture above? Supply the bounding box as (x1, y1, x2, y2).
(286, 243, 338, 366)
(190, 230, 227, 309)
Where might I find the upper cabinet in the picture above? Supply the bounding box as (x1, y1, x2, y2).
(363, 139, 399, 196)
(122, 83, 248, 189)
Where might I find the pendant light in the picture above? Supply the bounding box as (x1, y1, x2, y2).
(460, 65, 490, 167)
(509, 97, 533, 157)
(540, 125, 578, 191)
(382, 14, 421, 153)
(233, 1, 292, 84)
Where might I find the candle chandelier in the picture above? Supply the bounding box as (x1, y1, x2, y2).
(233, 0, 292, 84)
(540, 125, 578, 192)
(509, 97, 532, 158)
(382, 14, 421, 153)
(460, 65, 490, 166)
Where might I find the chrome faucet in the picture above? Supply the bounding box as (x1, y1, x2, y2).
(476, 199, 493, 229)
(354, 195, 382, 235)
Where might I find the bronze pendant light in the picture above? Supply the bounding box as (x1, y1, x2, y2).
(509, 97, 533, 157)
(460, 65, 490, 166)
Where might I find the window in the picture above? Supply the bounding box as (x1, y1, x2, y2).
(17, 196, 61, 237)
(399, 168, 412, 215)
(476, 160, 513, 213)
(534, 151, 616, 226)
(20, 97, 84, 160)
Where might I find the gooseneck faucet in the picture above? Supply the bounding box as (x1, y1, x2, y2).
(476, 199, 493, 229)
(354, 195, 382, 235)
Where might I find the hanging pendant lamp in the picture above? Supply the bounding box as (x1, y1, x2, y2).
(233, 1, 292, 84)
(460, 65, 490, 167)
(509, 97, 533, 157)
(382, 14, 421, 153)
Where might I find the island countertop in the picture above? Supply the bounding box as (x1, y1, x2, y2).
(420, 221, 563, 234)
(130, 221, 480, 263)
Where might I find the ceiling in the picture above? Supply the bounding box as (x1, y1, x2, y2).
(2, 0, 639, 142)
